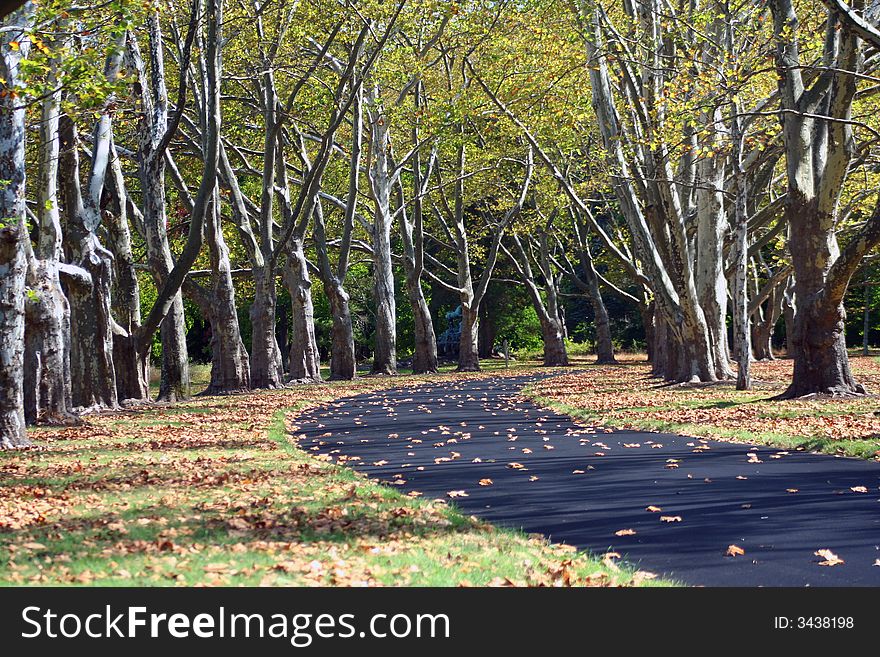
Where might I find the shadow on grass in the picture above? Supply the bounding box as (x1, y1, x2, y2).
(0, 488, 478, 563)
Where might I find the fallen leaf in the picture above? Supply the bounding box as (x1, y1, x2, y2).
(478, 478, 493, 486)
(20, 542, 47, 551)
(646, 505, 662, 513)
(446, 490, 469, 498)
(725, 545, 745, 557)
(660, 515, 682, 523)
(815, 549, 844, 566)
(615, 529, 636, 536)
(602, 552, 621, 571)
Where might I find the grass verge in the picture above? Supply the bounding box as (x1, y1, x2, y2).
(524, 355, 880, 460)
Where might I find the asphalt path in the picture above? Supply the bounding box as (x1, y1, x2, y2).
(293, 373, 880, 586)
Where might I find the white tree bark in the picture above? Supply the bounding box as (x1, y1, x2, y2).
(0, 2, 32, 447)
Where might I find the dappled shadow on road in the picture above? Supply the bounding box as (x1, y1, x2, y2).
(300, 375, 880, 586)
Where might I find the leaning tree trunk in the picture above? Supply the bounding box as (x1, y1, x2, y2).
(141, 159, 189, 401)
(283, 239, 321, 383)
(249, 264, 284, 388)
(105, 143, 149, 402)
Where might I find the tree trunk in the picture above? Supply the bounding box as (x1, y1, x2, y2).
(783, 204, 861, 396)
(24, 53, 79, 425)
(370, 221, 397, 374)
(640, 300, 655, 362)
(0, 0, 31, 451)
(65, 237, 119, 410)
(283, 239, 321, 383)
(203, 190, 250, 394)
(249, 264, 284, 388)
(769, 0, 864, 396)
(863, 278, 871, 356)
(366, 86, 398, 376)
(324, 278, 357, 380)
(458, 303, 480, 371)
(157, 291, 189, 401)
(400, 80, 438, 374)
(58, 114, 119, 411)
(406, 276, 438, 373)
(651, 311, 673, 378)
(478, 307, 496, 359)
(113, 332, 150, 404)
(577, 239, 616, 364)
(752, 282, 784, 361)
(730, 105, 751, 390)
(540, 316, 569, 366)
(105, 142, 150, 402)
(140, 155, 189, 401)
(696, 206, 734, 380)
(24, 259, 76, 424)
(592, 298, 615, 365)
(0, 217, 27, 447)
(751, 318, 775, 361)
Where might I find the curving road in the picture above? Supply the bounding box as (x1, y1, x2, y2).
(293, 373, 880, 586)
